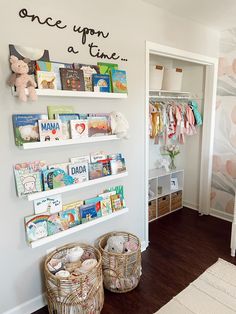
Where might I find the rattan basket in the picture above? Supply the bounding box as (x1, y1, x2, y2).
(98, 231, 141, 293)
(44, 243, 104, 314)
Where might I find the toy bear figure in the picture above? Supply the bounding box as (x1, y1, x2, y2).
(8, 55, 37, 102)
(110, 111, 129, 139)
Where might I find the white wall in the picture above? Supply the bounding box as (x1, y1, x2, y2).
(0, 0, 219, 312)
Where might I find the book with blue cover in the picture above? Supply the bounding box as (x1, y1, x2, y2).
(111, 69, 128, 93)
(80, 203, 98, 223)
(85, 196, 102, 218)
(92, 74, 110, 93)
(12, 114, 48, 146)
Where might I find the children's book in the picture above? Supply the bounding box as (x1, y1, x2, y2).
(88, 113, 111, 134)
(60, 68, 85, 91)
(85, 196, 102, 218)
(12, 114, 48, 146)
(47, 105, 74, 119)
(37, 71, 57, 90)
(110, 158, 126, 175)
(110, 194, 122, 211)
(79, 203, 98, 223)
(15, 171, 42, 197)
(62, 200, 83, 224)
(70, 155, 90, 164)
(68, 162, 89, 183)
(52, 169, 74, 189)
(90, 151, 107, 163)
(55, 113, 80, 140)
(38, 119, 63, 141)
(60, 208, 80, 229)
(105, 185, 125, 207)
(34, 194, 62, 214)
(47, 213, 65, 235)
(14, 161, 47, 173)
(74, 64, 100, 92)
(97, 62, 118, 92)
(88, 116, 109, 137)
(42, 169, 55, 191)
(48, 163, 69, 174)
(36, 61, 72, 90)
(25, 214, 49, 243)
(100, 198, 112, 216)
(70, 119, 88, 139)
(99, 190, 116, 199)
(92, 74, 110, 93)
(98, 159, 111, 176)
(88, 163, 103, 180)
(111, 69, 128, 93)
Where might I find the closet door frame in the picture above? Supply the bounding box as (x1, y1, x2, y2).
(145, 41, 218, 246)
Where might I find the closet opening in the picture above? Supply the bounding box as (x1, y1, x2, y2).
(144, 42, 218, 247)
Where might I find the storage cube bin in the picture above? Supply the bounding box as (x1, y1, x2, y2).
(171, 191, 182, 211)
(149, 199, 157, 221)
(149, 65, 164, 90)
(162, 68, 183, 91)
(44, 243, 104, 314)
(98, 232, 141, 293)
(158, 195, 170, 217)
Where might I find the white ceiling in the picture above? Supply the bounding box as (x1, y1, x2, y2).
(144, 0, 236, 31)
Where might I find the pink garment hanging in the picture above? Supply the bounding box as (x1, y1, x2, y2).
(185, 105, 196, 136)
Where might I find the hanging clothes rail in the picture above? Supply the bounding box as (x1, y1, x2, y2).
(149, 90, 190, 100)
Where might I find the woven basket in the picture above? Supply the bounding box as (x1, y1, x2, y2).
(44, 243, 104, 314)
(98, 231, 141, 293)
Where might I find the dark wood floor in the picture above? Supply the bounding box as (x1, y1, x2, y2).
(33, 207, 236, 314)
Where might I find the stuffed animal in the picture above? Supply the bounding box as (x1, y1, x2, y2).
(110, 111, 129, 139)
(8, 55, 37, 102)
(149, 103, 159, 139)
(123, 241, 138, 253)
(104, 235, 125, 253)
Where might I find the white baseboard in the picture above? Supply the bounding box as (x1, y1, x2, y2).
(183, 201, 199, 211)
(141, 240, 148, 252)
(210, 208, 233, 222)
(3, 294, 46, 314)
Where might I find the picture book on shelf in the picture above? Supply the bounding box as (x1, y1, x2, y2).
(97, 62, 118, 75)
(36, 61, 72, 90)
(90, 151, 107, 163)
(48, 162, 69, 174)
(74, 64, 100, 91)
(110, 158, 126, 175)
(88, 113, 111, 134)
(79, 203, 98, 223)
(70, 119, 88, 139)
(111, 69, 128, 93)
(63, 200, 84, 213)
(47, 213, 65, 235)
(34, 194, 62, 214)
(105, 185, 125, 207)
(110, 194, 122, 211)
(37, 71, 57, 90)
(42, 168, 74, 190)
(70, 155, 90, 164)
(92, 74, 110, 93)
(88, 163, 103, 180)
(15, 171, 42, 197)
(14, 160, 47, 173)
(55, 113, 80, 140)
(85, 196, 102, 217)
(47, 105, 74, 120)
(68, 162, 89, 183)
(60, 208, 80, 229)
(25, 214, 49, 243)
(12, 114, 47, 146)
(38, 119, 63, 141)
(60, 68, 85, 91)
(88, 117, 109, 137)
(98, 159, 111, 176)
(100, 198, 112, 216)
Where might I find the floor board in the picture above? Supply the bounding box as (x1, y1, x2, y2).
(33, 208, 236, 314)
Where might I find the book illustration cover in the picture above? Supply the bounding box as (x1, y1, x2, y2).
(38, 120, 63, 141)
(98, 190, 116, 199)
(52, 169, 74, 189)
(105, 185, 125, 207)
(88, 117, 109, 137)
(100, 198, 112, 216)
(110, 158, 126, 175)
(70, 155, 90, 164)
(37, 71, 57, 90)
(15, 171, 42, 197)
(12, 114, 48, 146)
(9, 44, 50, 75)
(111, 69, 128, 93)
(98, 159, 111, 177)
(47, 213, 64, 235)
(25, 214, 49, 243)
(110, 194, 122, 211)
(97, 62, 118, 92)
(14, 160, 47, 174)
(90, 151, 107, 163)
(88, 163, 103, 180)
(36, 61, 72, 89)
(34, 194, 62, 214)
(47, 105, 74, 120)
(55, 113, 80, 140)
(70, 119, 88, 139)
(88, 113, 111, 134)
(85, 196, 102, 218)
(68, 162, 89, 184)
(75, 64, 100, 91)
(79, 203, 98, 223)
(92, 74, 110, 93)
(107, 153, 123, 160)
(48, 163, 69, 174)
(60, 208, 80, 229)
(60, 68, 85, 91)
(62, 200, 83, 224)
(42, 169, 55, 191)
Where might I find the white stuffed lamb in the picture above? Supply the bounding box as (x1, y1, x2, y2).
(110, 111, 129, 139)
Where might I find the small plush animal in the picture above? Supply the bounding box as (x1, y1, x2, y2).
(123, 241, 138, 253)
(110, 111, 129, 139)
(8, 55, 37, 102)
(104, 235, 126, 253)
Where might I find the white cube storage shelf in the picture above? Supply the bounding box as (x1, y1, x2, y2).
(148, 168, 184, 222)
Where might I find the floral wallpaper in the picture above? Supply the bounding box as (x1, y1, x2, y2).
(211, 28, 236, 215)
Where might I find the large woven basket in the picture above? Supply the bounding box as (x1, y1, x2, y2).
(44, 243, 104, 314)
(98, 231, 141, 293)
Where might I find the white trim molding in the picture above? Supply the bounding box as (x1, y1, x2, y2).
(210, 208, 233, 222)
(3, 294, 46, 314)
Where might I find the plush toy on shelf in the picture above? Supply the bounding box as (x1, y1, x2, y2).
(110, 111, 129, 139)
(8, 55, 37, 102)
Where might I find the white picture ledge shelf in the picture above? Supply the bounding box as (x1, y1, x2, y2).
(26, 172, 128, 201)
(12, 88, 127, 99)
(20, 135, 120, 150)
(30, 207, 129, 248)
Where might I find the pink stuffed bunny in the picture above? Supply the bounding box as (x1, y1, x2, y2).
(8, 55, 37, 102)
